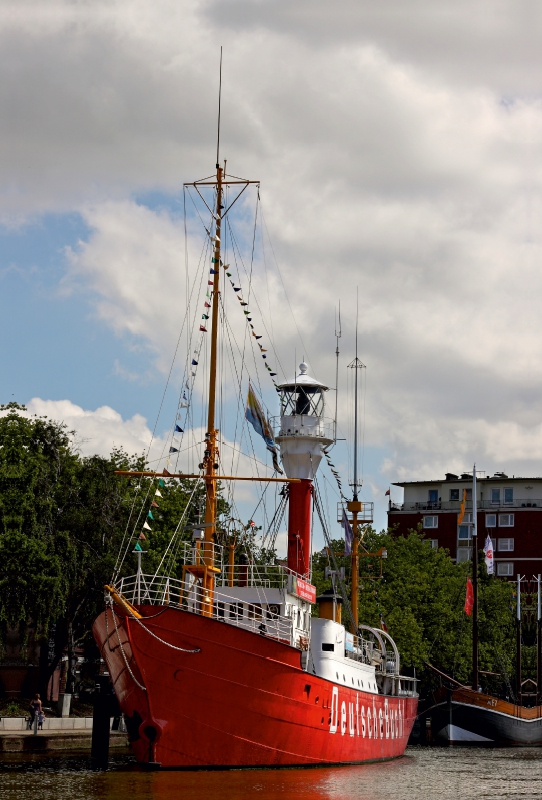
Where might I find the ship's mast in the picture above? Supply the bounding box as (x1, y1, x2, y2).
(347, 293, 365, 631)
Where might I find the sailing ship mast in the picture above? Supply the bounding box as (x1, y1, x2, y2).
(347, 295, 366, 630)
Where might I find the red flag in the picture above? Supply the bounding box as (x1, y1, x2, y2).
(385, 489, 390, 496)
(464, 576, 474, 616)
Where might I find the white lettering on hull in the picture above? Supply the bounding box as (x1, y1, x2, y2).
(328, 687, 407, 742)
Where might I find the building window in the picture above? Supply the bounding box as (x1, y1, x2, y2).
(503, 488, 514, 505)
(428, 489, 438, 503)
(491, 488, 501, 505)
(458, 525, 471, 540)
(456, 548, 472, 562)
(499, 514, 514, 527)
(497, 562, 514, 576)
(498, 538, 514, 552)
(423, 516, 438, 528)
(465, 489, 472, 501)
(486, 514, 496, 527)
(450, 489, 459, 501)
(430, 539, 438, 550)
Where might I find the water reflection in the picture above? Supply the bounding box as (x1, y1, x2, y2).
(2, 748, 542, 800)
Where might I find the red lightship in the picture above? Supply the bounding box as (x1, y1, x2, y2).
(93, 153, 418, 769)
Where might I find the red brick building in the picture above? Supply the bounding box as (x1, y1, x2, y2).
(388, 472, 542, 577)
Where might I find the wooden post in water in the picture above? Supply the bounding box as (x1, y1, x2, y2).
(91, 675, 112, 769)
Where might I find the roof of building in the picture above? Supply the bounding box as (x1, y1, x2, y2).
(393, 474, 542, 487)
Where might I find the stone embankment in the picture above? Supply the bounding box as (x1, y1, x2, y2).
(0, 717, 129, 753)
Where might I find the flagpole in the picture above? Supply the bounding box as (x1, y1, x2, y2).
(536, 575, 542, 706)
(537, 573, 541, 706)
(472, 464, 479, 693)
(517, 573, 522, 704)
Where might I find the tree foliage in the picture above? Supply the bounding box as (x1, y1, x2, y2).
(312, 527, 516, 698)
(0, 403, 229, 696)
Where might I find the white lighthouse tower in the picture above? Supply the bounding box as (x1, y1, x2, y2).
(276, 363, 334, 578)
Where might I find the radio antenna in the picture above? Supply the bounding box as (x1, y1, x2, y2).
(334, 301, 341, 442)
(216, 47, 223, 169)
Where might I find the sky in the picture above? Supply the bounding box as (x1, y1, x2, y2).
(1, 0, 540, 549)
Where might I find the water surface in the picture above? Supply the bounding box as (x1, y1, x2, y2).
(1, 747, 541, 800)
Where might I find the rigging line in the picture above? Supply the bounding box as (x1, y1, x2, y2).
(259, 188, 276, 362)
(259, 200, 311, 373)
(225, 198, 264, 400)
(113, 217, 211, 575)
(313, 480, 356, 634)
(227, 214, 285, 379)
(150, 477, 203, 583)
(219, 439, 276, 473)
(268, 497, 287, 555)
(220, 296, 268, 471)
(115, 227, 211, 578)
(185, 185, 214, 237)
(361, 363, 367, 483)
(261, 491, 287, 551)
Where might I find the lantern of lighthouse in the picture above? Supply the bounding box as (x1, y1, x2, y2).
(276, 363, 333, 578)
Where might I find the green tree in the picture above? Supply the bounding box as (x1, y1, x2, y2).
(312, 527, 515, 698)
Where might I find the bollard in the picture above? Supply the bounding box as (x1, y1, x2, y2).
(91, 676, 113, 769)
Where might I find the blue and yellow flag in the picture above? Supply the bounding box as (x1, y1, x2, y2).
(245, 384, 283, 474)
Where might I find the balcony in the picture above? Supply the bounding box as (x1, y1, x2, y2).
(389, 499, 542, 512)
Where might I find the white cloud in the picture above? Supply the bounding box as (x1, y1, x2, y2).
(3, 0, 542, 498)
(25, 397, 159, 458)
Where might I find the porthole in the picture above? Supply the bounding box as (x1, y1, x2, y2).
(343, 675, 346, 682)
(336, 672, 339, 679)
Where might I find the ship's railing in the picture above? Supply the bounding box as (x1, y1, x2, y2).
(270, 415, 335, 441)
(153, 542, 292, 591)
(337, 502, 375, 524)
(216, 563, 289, 589)
(117, 573, 298, 648)
(344, 631, 376, 666)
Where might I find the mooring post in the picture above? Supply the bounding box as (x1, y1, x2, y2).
(91, 675, 112, 769)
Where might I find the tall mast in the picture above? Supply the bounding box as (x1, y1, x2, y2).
(347, 291, 365, 631)
(201, 50, 224, 615)
(202, 163, 223, 578)
(472, 464, 479, 692)
(353, 296, 359, 501)
(182, 50, 259, 615)
(334, 302, 341, 442)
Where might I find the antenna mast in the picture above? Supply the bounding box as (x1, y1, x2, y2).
(334, 302, 341, 442)
(347, 289, 366, 631)
(216, 47, 223, 168)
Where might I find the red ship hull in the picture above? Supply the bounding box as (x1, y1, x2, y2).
(93, 605, 417, 768)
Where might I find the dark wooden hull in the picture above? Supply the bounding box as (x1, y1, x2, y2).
(431, 688, 542, 746)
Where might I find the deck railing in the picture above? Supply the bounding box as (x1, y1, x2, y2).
(117, 573, 298, 646)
